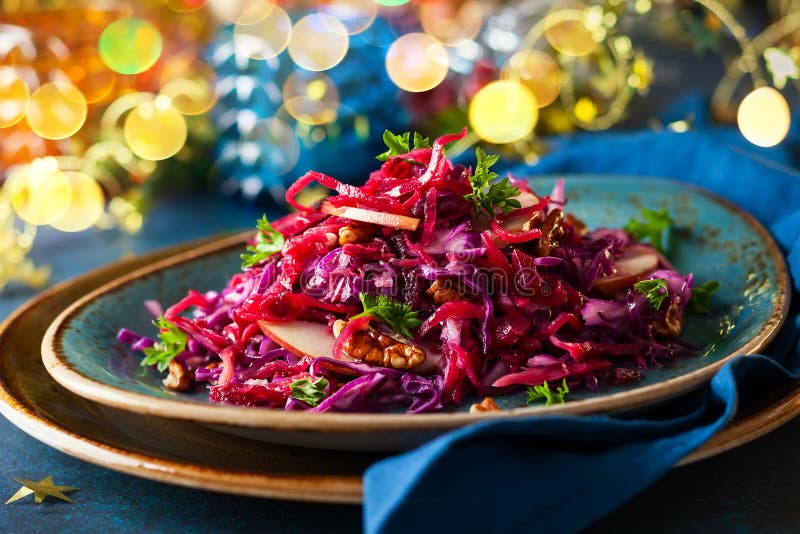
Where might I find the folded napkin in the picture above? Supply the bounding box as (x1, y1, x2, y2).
(364, 127, 800, 533)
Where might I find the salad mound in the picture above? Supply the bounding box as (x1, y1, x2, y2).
(118, 129, 716, 413)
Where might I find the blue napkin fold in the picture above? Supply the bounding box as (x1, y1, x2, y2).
(364, 128, 800, 533)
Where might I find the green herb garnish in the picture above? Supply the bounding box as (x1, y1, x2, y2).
(141, 317, 187, 373)
(290, 377, 329, 407)
(624, 207, 673, 253)
(241, 215, 285, 270)
(634, 278, 669, 311)
(465, 147, 521, 218)
(352, 293, 421, 339)
(375, 130, 431, 162)
(526, 379, 570, 406)
(689, 280, 720, 314)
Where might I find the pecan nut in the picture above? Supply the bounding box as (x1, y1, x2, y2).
(162, 360, 192, 392)
(336, 321, 427, 370)
(469, 397, 501, 414)
(426, 279, 469, 304)
(338, 221, 375, 246)
(536, 208, 564, 256)
(653, 301, 684, 338)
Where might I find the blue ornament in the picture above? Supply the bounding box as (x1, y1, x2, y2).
(205, 16, 410, 205)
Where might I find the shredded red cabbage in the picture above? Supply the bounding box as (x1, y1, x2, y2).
(118, 130, 701, 413)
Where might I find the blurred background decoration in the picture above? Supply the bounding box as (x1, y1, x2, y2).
(0, 0, 798, 291)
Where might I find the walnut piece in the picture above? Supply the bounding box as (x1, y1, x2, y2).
(565, 213, 588, 237)
(469, 397, 501, 414)
(162, 360, 192, 392)
(338, 221, 374, 246)
(536, 209, 565, 256)
(426, 279, 468, 304)
(336, 321, 427, 370)
(653, 301, 684, 337)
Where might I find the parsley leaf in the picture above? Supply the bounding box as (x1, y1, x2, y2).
(624, 208, 673, 253)
(527, 379, 570, 406)
(634, 278, 669, 311)
(241, 215, 285, 270)
(352, 293, 421, 338)
(375, 130, 431, 161)
(141, 317, 187, 373)
(464, 147, 521, 218)
(290, 377, 329, 407)
(689, 280, 720, 314)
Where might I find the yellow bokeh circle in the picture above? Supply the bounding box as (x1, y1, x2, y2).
(123, 98, 188, 161)
(469, 80, 539, 143)
(50, 171, 105, 232)
(544, 4, 598, 58)
(233, 4, 292, 60)
(26, 82, 87, 140)
(504, 50, 561, 108)
(385, 33, 449, 92)
(0, 68, 29, 128)
(288, 14, 349, 71)
(283, 72, 339, 125)
(316, 0, 378, 35)
(737, 87, 791, 148)
(8, 159, 72, 225)
(208, 0, 268, 23)
(420, 0, 483, 46)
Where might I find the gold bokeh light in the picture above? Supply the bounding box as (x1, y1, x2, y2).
(737, 87, 790, 148)
(469, 80, 539, 143)
(385, 33, 449, 92)
(288, 14, 349, 72)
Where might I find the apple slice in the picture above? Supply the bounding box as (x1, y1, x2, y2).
(514, 190, 541, 209)
(321, 202, 420, 231)
(258, 320, 352, 361)
(594, 250, 659, 294)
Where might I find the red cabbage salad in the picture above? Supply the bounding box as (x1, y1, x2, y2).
(118, 128, 719, 413)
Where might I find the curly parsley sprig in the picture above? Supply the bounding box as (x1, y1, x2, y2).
(141, 317, 187, 373)
(352, 293, 421, 339)
(465, 147, 521, 218)
(624, 207, 673, 253)
(376, 130, 431, 162)
(634, 278, 669, 311)
(241, 215, 285, 270)
(527, 379, 570, 406)
(290, 377, 329, 407)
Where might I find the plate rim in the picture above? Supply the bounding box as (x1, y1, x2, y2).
(41, 176, 791, 431)
(0, 212, 793, 503)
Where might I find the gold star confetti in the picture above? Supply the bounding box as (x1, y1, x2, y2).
(5, 476, 79, 504)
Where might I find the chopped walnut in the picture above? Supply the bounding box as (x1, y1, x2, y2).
(536, 209, 564, 256)
(162, 360, 192, 392)
(426, 279, 469, 304)
(653, 301, 684, 337)
(332, 319, 347, 338)
(469, 397, 501, 414)
(565, 213, 588, 237)
(337, 321, 427, 370)
(338, 221, 375, 246)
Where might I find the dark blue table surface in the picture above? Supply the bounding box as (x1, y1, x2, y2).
(1, 195, 799, 532)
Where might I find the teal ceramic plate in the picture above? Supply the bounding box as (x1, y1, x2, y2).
(41, 176, 790, 450)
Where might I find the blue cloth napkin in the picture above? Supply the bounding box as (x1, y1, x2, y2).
(364, 128, 800, 533)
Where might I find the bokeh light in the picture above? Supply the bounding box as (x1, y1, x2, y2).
(385, 33, 449, 92)
(420, 0, 483, 47)
(165, 0, 209, 13)
(124, 97, 188, 160)
(283, 72, 339, 125)
(240, 117, 300, 175)
(469, 80, 538, 143)
(159, 59, 218, 115)
(737, 87, 790, 147)
(26, 82, 87, 140)
(544, 5, 598, 57)
(233, 4, 292, 60)
(208, 0, 266, 23)
(8, 158, 72, 225)
(0, 68, 29, 128)
(99, 18, 163, 75)
(316, 0, 378, 35)
(374, 0, 409, 5)
(504, 50, 561, 108)
(49, 171, 105, 232)
(288, 14, 349, 71)
(63, 47, 116, 104)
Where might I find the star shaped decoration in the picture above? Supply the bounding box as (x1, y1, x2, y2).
(5, 476, 79, 504)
